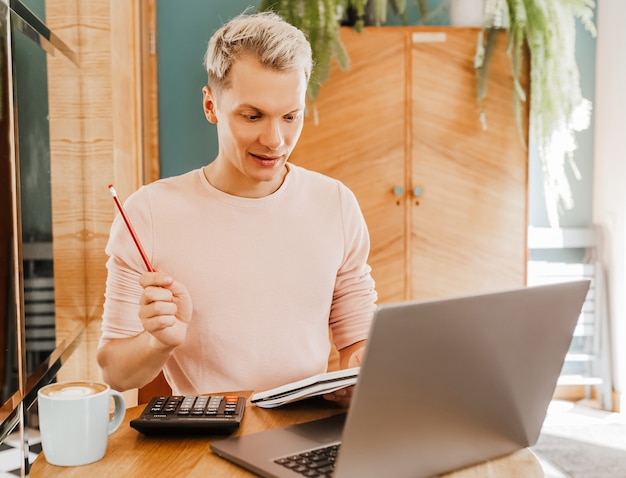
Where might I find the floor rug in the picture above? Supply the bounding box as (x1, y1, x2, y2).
(532, 401, 626, 478)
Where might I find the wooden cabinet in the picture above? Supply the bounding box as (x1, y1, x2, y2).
(291, 27, 529, 303)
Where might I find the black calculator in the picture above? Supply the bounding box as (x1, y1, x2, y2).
(130, 395, 246, 435)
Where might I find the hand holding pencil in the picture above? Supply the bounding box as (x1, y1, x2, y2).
(108, 184, 192, 350)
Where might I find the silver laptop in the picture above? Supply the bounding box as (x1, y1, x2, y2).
(210, 281, 590, 477)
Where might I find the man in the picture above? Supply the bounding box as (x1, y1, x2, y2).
(97, 12, 377, 405)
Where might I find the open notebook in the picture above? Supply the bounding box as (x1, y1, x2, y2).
(250, 367, 359, 409)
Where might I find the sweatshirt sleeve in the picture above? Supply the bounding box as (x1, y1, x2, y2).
(329, 184, 378, 350)
(99, 188, 153, 345)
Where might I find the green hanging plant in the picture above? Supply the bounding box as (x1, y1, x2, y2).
(258, 0, 422, 102)
(475, 0, 597, 226)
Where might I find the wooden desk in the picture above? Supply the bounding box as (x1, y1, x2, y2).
(30, 392, 544, 477)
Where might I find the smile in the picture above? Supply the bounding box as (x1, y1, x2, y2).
(250, 153, 282, 167)
(251, 153, 281, 161)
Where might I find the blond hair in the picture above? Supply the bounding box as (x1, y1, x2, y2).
(204, 11, 313, 94)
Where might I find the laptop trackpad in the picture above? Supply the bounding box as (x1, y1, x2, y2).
(280, 412, 346, 443)
(210, 413, 346, 476)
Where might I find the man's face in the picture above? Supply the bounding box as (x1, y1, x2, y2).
(202, 55, 307, 198)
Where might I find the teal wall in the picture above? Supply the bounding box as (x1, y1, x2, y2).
(156, 1, 255, 178)
(156, 1, 597, 227)
(20, 0, 44, 18)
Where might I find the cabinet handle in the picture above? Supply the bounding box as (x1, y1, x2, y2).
(413, 186, 423, 197)
(393, 186, 404, 196)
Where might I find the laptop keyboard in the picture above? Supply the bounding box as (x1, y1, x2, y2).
(274, 443, 340, 477)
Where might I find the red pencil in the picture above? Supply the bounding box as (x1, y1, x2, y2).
(108, 184, 155, 272)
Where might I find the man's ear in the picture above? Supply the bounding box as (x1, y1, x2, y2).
(202, 86, 218, 124)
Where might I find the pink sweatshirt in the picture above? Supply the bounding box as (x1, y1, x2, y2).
(100, 164, 377, 395)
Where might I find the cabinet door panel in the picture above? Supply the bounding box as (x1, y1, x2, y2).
(410, 29, 528, 299)
(291, 28, 407, 303)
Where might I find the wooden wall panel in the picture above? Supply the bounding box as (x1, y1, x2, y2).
(110, 0, 143, 197)
(46, 0, 144, 405)
(140, 0, 160, 184)
(46, 0, 88, 381)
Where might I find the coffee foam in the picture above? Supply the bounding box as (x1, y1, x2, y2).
(41, 382, 108, 398)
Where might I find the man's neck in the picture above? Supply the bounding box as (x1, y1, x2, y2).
(202, 162, 289, 198)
